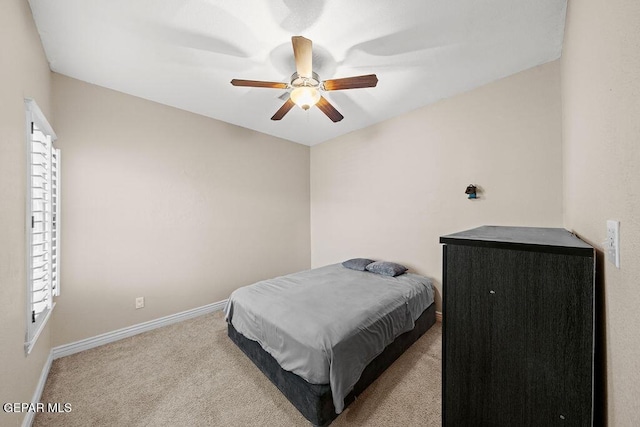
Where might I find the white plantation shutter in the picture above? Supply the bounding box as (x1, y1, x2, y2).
(25, 99, 59, 354)
(51, 147, 60, 296)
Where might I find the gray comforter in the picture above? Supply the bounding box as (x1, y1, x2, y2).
(224, 263, 434, 413)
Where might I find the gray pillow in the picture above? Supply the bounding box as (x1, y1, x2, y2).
(342, 258, 375, 271)
(366, 261, 408, 277)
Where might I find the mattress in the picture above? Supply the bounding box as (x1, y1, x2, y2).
(224, 263, 435, 413)
(228, 303, 436, 426)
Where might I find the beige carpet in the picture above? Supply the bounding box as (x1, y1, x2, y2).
(35, 311, 442, 426)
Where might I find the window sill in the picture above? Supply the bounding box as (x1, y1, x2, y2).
(25, 302, 55, 355)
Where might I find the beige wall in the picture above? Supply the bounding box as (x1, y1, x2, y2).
(51, 74, 310, 346)
(562, 0, 640, 424)
(311, 61, 564, 311)
(0, 0, 53, 425)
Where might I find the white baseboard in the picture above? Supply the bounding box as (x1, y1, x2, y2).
(52, 299, 228, 360)
(22, 350, 54, 427)
(436, 311, 443, 322)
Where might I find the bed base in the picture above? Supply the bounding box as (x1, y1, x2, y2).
(227, 302, 436, 426)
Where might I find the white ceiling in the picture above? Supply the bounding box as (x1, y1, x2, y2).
(28, 0, 567, 146)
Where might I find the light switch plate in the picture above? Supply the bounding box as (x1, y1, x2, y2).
(606, 220, 620, 268)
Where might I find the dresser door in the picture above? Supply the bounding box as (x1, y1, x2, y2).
(443, 244, 593, 426)
(444, 245, 527, 425)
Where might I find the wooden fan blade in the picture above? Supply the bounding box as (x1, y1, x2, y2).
(322, 74, 378, 91)
(231, 79, 288, 89)
(292, 36, 312, 78)
(271, 99, 296, 121)
(316, 96, 344, 122)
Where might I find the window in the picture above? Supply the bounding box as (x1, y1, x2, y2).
(25, 99, 60, 354)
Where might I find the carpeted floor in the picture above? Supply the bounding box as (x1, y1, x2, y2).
(35, 311, 442, 426)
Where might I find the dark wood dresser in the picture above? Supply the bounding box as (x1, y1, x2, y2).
(440, 226, 595, 426)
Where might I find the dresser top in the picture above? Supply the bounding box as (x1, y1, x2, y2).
(440, 226, 593, 255)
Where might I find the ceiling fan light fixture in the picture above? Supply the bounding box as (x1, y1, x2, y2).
(231, 37, 376, 122)
(290, 86, 321, 110)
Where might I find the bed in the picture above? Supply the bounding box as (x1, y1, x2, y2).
(224, 262, 436, 426)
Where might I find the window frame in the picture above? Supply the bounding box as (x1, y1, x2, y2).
(24, 98, 59, 355)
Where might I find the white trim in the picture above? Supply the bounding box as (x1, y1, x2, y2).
(25, 104, 33, 354)
(25, 303, 56, 355)
(52, 299, 228, 359)
(22, 349, 54, 427)
(24, 98, 57, 140)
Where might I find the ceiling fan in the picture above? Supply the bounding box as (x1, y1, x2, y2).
(231, 36, 378, 122)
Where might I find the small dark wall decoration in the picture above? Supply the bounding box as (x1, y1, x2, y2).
(465, 184, 478, 199)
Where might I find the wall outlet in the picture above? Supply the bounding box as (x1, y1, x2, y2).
(135, 297, 145, 309)
(605, 220, 620, 268)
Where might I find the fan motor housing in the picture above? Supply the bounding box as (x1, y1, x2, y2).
(290, 71, 320, 89)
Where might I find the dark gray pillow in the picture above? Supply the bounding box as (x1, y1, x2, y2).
(366, 261, 408, 277)
(342, 258, 375, 271)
